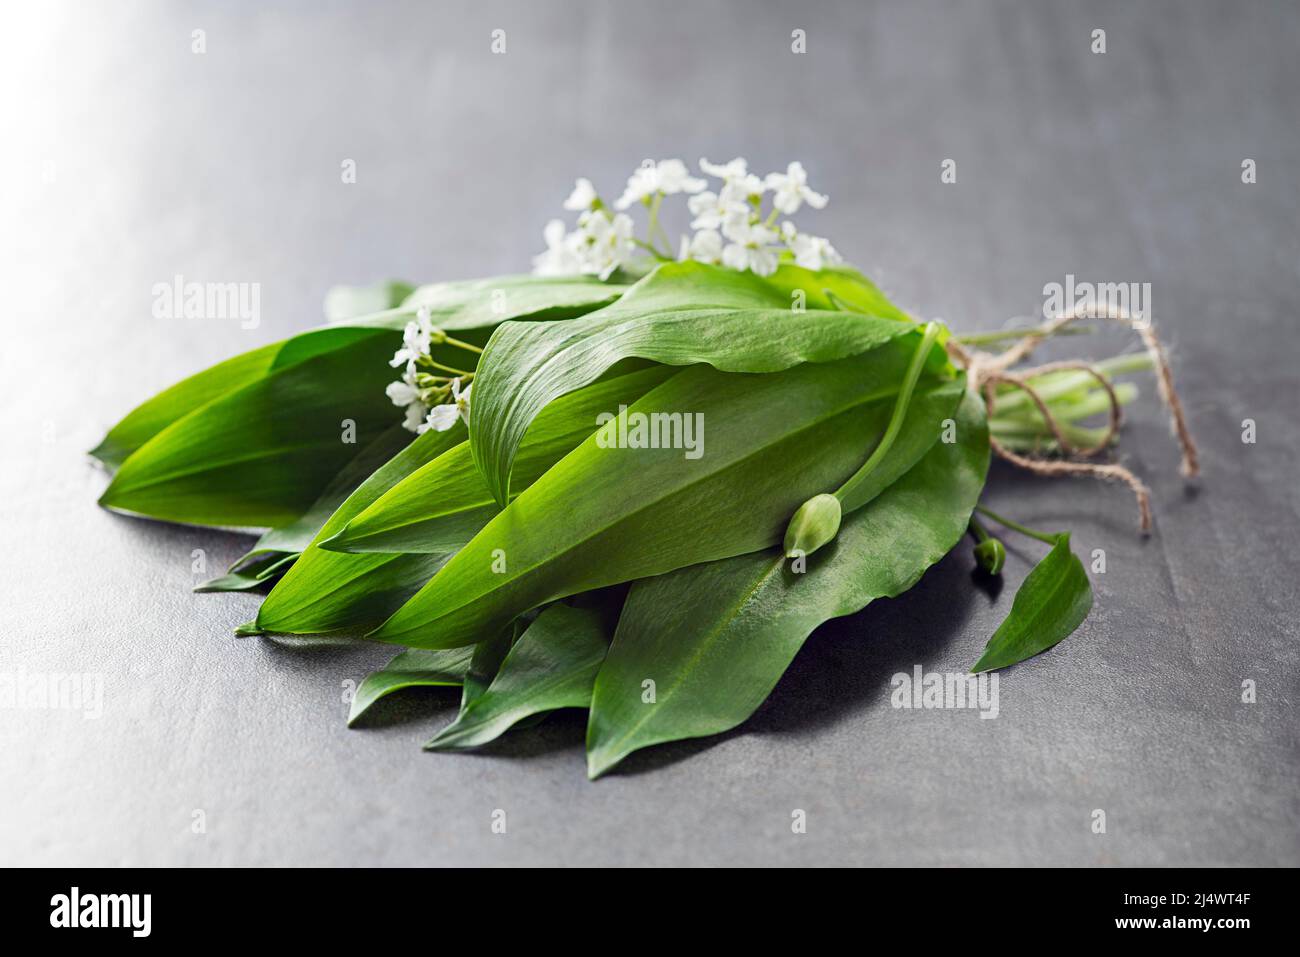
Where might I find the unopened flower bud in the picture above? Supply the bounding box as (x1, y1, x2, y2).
(973, 537, 1006, 575)
(783, 493, 842, 559)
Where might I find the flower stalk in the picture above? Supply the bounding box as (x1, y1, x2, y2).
(783, 321, 942, 560)
(383, 305, 482, 433)
(968, 516, 1007, 575)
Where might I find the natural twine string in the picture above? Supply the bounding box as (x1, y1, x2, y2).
(947, 304, 1200, 534)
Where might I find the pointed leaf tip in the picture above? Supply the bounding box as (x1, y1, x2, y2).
(970, 533, 1091, 673)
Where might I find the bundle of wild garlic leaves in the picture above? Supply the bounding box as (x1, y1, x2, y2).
(93, 158, 1188, 777)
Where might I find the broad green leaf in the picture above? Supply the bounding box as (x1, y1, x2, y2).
(91, 325, 408, 473)
(98, 320, 486, 530)
(255, 424, 467, 635)
(324, 280, 415, 322)
(90, 341, 282, 472)
(586, 391, 990, 777)
(99, 332, 401, 527)
(970, 534, 1092, 673)
(371, 336, 963, 649)
(252, 424, 412, 557)
(347, 646, 475, 726)
(256, 371, 654, 633)
(761, 264, 913, 322)
(93, 272, 625, 478)
(427, 604, 611, 751)
(260, 553, 450, 636)
(257, 368, 674, 635)
(194, 425, 413, 594)
(470, 261, 919, 505)
(326, 365, 674, 553)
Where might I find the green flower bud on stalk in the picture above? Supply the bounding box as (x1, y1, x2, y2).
(973, 537, 1006, 575)
(968, 514, 1006, 576)
(783, 321, 941, 562)
(783, 493, 842, 558)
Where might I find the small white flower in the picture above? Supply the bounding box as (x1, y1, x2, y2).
(401, 400, 428, 433)
(765, 161, 827, 215)
(721, 220, 782, 276)
(563, 177, 598, 211)
(580, 210, 636, 279)
(654, 158, 707, 195)
(385, 378, 420, 407)
(532, 218, 585, 276)
(389, 306, 434, 368)
(699, 157, 765, 197)
(389, 364, 430, 432)
(678, 229, 724, 265)
(421, 403, 460, 433)
(421, 378, 472, 433)
(614, 166, 657, 210)
(782, 222, 841, 271)
(614, 158, 706, 209)
(699, 156, 748, 180)
(687, 180, 751, 231)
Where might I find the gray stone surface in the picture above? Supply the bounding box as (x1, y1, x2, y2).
(2, 0, 1297, 866)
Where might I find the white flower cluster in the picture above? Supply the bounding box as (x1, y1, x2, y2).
(384, 305, 473, 433)
(533, 157, 841, 280)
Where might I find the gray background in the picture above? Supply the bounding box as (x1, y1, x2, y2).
(2, 0, 1297, 866)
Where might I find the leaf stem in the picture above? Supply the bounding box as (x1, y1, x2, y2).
(633, 238, 673, 262)
(645, 193, 673, 255)
(834, 321, 942, 505)
(438, 333, 484, 354)
(974, 505, 1061, 546)
(422, 358, 475, 377)
(969, 515, 994, 544)
(989, 353, 1153, 416)
(954, 324, 1093, 346)
(993, 381, 1138, 429)
(824, 289, 868, 314)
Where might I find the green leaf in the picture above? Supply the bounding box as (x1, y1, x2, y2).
(193, 552, 297, 593)
(251, 423, 413, 557)
(255, 424, 467, 635)
(459, 622, 519, 712)
(324, 280, 415, 322)
(371, 336, 963, 649)
(470, 261, 918, 505)
(90, 341, 282, 472)
(585, 391, 990, 777)
(99, 332, 401, 527)
(91, 325, 411, 473)
(347, 646, 475, 726)
(970, 533, 1093, 673)
(193, 425, 413, 594)
(325, 365, 674, 553)
(427, 604, 612, 750)
(762, 264, 913, 322)
(396, 274, 629, 330)
(257, 368, 675, 635)
(318, 274, 630, 343)
(93, 271, 625, 489)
